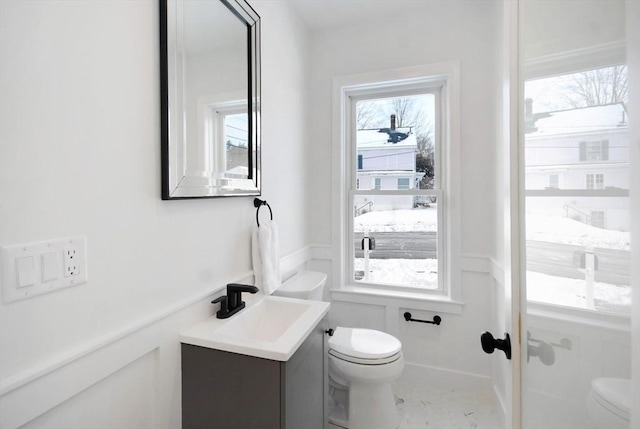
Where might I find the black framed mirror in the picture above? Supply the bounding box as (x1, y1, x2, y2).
(160, 0, 260, 199)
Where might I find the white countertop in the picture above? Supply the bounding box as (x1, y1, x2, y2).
(180, 293, 330, 361)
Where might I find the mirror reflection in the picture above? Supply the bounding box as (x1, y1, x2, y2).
(161, 0, 260, 199)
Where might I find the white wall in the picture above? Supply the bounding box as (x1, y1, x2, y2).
(0, 1, 310, 427)
(305, 0, 502, 383)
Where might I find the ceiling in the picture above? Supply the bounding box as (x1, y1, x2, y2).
(261, 0, 438, 32)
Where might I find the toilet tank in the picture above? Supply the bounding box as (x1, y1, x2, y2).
(274, 271, 327, 301)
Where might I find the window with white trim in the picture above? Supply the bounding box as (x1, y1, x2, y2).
(344, 78, 448, 294)
(586, 173, 604, 190)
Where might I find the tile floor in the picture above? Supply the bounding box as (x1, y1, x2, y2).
(328, 378, 502, 429)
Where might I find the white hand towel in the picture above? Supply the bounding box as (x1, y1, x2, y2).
(251, 227, 263, 288)
(252, 220, 280, 295)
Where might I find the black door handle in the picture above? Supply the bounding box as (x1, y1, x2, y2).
(481, 331, 511, 360)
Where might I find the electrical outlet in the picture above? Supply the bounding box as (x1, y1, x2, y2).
(1, 236, 87, 303)
(64, 246, 80, 277)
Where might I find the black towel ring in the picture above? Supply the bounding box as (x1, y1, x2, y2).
(254, 198, 273, 227)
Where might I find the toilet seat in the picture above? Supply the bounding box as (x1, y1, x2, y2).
(329, 327, 402, 361)
(591, 378, 631, 421)
(329, 349, 402, 365)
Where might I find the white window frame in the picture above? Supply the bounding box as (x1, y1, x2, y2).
(586, 173, 604, 190)
(331, 63, 461, 307)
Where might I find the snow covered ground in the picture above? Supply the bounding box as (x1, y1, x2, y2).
(354, 258, 438, 289)
(354, 208, 631, 313)
(354, 208, 630, 250)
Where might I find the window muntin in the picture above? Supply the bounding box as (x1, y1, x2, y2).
(349, 91, 443, 291)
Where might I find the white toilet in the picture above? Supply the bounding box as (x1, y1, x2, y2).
(586, 377, 630, 429)
(274, 271, 405, 429)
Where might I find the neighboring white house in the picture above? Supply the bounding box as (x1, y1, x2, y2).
(525, 102, 629, 231)
(354, 123, 424, 213)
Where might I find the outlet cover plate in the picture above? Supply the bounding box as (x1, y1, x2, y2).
(1, 236, 88, 303)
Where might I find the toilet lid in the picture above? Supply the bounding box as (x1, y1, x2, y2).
(329, 327, 401, 360)
(279, 271, 326, 293)
(591, 378, 631, 420)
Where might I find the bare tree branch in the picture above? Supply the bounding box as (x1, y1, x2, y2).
(563, 65, 628, 113)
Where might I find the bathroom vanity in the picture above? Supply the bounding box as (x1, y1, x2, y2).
(180, 294, 330, 429)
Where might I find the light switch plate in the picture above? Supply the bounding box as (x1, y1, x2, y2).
(41, 252, 59, 282)
(16, 256, 36, 287)
(1, 236, 88, 303)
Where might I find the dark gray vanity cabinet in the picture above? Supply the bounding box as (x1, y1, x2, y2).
(181, 318, 328, 429)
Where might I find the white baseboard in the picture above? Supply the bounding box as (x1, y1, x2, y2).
(400, 362, 493, 392)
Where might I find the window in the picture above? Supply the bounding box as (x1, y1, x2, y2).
(203, 101, 249, 178)
(524, 64, 630, 315)
(579, 140, 609, 162)
(397, 178, 410, 190)
(351, 91, 440, 291)
(338, 70, 455, 295)
(221, 112, 249, 174)
(586, 173, 604, 190)
(590, 211, 605, 229)
(333, 63, 459, 304)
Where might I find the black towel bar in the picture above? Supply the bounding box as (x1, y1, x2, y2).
(404, 312, 441, 325)
(254, 198, 273, 227)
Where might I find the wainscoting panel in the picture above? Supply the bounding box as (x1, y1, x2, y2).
(0, 271, 253, 429)
(21, 350, 159, 429)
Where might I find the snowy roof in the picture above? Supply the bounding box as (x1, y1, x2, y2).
(529, 103, 627, 136)
(357, 128, 417, 148)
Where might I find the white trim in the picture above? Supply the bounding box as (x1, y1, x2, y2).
(626, 3, 640, 426)
(0, 270, 248, 397)
(0, 244, 310, 398)
(309, 243, 333, 262)
(331, 62, 461, 303)
(524, 40, 626, 80)
(460, 253, 493, 273)
(330, 286, 463, 314)
(0, 245, 313, 428)
(279, 245, 311, 278)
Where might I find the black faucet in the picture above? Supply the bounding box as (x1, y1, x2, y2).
(212, 283, 259, 319)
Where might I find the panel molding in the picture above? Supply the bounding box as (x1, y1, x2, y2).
(0, 246, 311, 429)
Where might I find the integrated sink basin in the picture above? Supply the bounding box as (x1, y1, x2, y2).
(180, 293, 330, 361)
(216, 298, 312, 342)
